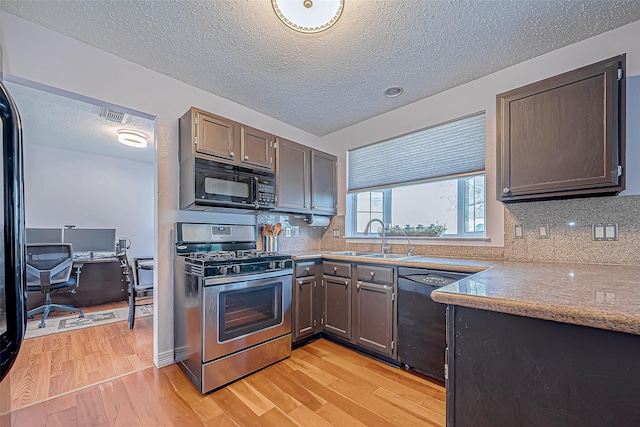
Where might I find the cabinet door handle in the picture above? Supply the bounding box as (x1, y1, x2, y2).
(297, 280, 303, 286)
(344, 280, 349, 287)
(503, 187, 510, 194)
(370, 271, 375, 278)
(357, 281, 361, 290)
(333, 266, 338, 272)
(305, 267, 310, 273)
(244, 155, 249, 161)
(230, 151, 235, 158)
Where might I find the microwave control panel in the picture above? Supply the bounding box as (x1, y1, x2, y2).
(257, 179, 276, 207)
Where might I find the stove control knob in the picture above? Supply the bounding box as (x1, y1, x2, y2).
(218, 266, 228, 276)
(268, 261, 276, 270)
(232, 265, 241, 274)
(278, 260, 286, 269)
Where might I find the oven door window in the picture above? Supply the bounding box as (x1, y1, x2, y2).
(218, 283, 282, 342)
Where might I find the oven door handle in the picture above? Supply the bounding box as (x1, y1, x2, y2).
(204, 269, 292, 287)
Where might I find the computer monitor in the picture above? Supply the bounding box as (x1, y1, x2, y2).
(63, 228, 117, 253)
(26, 228, 63, 244)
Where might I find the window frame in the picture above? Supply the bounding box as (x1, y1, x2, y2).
(349, 173, 486, 239)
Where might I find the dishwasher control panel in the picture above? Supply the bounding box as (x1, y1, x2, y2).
(420, 275, 456, 286)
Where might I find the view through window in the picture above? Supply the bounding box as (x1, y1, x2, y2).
(352, 174, 485, 237)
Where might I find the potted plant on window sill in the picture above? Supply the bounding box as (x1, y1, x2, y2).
(381, 224, 447, 237)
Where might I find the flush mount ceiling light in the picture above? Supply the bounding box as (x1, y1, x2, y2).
(118, 130, 148, 148)
(384, 86, 404, 98)
(272, 0, 344, 34)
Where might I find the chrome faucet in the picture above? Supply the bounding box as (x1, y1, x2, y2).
(363, 219, 389, 254)
(397, 227, 415, 256)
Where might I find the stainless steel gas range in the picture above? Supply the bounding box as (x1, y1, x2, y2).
(173, 222, 292, 393)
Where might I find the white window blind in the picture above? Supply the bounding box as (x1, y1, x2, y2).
(348, 112, 486, 192)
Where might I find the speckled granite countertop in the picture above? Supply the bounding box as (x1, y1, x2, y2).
(289, 251, 640, 335)
(432, 261, 640, 335)
(289, 251, 495, 273)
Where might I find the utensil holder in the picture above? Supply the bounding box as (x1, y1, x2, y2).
(263, 235, 278, 253)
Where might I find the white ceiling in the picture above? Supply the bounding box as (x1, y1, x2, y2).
(6, 81, 156, 164)
(3, 1, 640, 136)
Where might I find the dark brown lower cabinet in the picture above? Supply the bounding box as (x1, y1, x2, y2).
(353, 280, 394, 357)
(293, 276, 315, 341)
(292, 260, 324, 343)
(323, 276, 352, 340)
(447, 306, 640, 426)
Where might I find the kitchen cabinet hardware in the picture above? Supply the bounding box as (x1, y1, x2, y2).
(357, 281, 361, 290)
(229, 151, 234, 158)
(244, 155, 249, 160)
(503, 188, 510, 194)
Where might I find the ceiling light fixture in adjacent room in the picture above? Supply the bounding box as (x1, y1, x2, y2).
(272, 0, 344, 34)
(118, 130, 148, 148)
(384, 87, 404, 98)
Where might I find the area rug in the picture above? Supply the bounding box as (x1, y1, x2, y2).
(25, 304, 153, 339)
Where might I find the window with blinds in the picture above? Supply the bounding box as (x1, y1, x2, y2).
(347, 112, 487, 237)
(348, 112, 486, 192)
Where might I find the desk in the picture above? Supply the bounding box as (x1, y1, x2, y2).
(26, 258, 127, 311)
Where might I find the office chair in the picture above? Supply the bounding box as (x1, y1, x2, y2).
(26, 243, 84, 328)
(117, 252, 153, 329)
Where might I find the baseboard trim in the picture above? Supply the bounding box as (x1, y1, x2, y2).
(157, 349, 174, 368)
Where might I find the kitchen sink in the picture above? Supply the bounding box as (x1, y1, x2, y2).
(328, 251, 377, 256)
(363, 253, 409, 259)
(328, 251, 410, 259)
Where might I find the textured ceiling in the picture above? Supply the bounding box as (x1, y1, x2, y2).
(6, 81, 155, 164)
(3, 1, 640, 136)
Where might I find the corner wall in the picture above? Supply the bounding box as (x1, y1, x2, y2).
(1, 12, 321, 367)
(318, 19, 640, 259)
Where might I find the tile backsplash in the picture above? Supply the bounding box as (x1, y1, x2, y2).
(272, 194, 640, 266)
(504, 194, 640, 266)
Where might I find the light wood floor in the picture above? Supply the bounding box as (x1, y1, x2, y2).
(10, 334, 445, 426)
(10, 314, 153, 411)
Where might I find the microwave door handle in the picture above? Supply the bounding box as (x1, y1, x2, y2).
(252, 177, 260, 208)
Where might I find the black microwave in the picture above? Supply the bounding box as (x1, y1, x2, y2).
(187, 157, 275, 210)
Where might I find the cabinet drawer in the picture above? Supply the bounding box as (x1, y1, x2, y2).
(295, 262, 317, 278)
(322, 261, 351, 278)
(356, 265, 394, 284)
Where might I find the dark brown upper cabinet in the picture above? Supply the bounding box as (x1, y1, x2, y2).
(240, 125, 274, 170)
(275, 138, 337, 216)
(179, 107, 275, 172)
(310, 150, 338, 215)
(496, 55, 625, 202)
(275, 138, 310, 212)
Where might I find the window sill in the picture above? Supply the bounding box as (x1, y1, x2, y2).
(345, 236, 491, 245)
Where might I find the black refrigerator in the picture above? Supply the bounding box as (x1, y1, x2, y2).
(0, 51, 27, 420)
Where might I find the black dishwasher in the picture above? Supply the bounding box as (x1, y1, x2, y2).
(397, 266, 470, 381)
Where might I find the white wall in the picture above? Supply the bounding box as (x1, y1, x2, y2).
(320, 20, 640, 249)
(1, 12, 321, 367)
(24, 144, 154, 259)
(5, 10, 640, 364)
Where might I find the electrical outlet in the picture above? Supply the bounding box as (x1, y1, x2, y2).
(332, 228, 340, 238)
(514, 224, 524, 239)
(285, 227, 291, 237)
(593, 224, 605, 240)
(593, 223, 618, 241)
(537, 224, 550, 239)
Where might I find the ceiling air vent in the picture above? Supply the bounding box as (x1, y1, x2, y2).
(100, 107, 128, 123)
